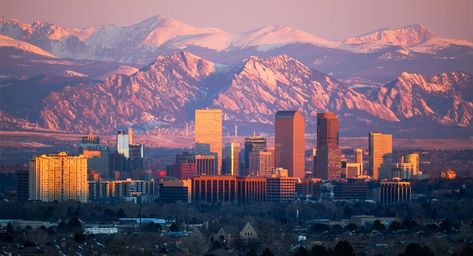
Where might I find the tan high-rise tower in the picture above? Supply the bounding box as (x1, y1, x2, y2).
(369, 132, 393, 180)
(275, 110, 305, 178)
(29, 152, 88, 203)
(355, 148, 364, 174)
(195, 109, 223, 174)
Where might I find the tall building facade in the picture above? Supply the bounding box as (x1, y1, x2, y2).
(195, 109, 222, 174)
(29, 152, 88, 203)
(315, 112, 341, 180)
(224, 142, 241, 176)
(79, 133, 110, 179)
(116, 130, 129, 158)
(369, 132, 393, 180)
(355, 148, 364, 174)
(402, 153, 420, 175)
(244, 136, 267, 169)
(266, 174, 296, 201)
(248, 151, 274, 177)
(274, 110, 305, 178)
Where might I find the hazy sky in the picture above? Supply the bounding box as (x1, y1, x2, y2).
(1, 0, 472, 40)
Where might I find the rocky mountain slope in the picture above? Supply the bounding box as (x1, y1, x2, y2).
(0, 51, 464, 137)
(369, 72, 473, 127)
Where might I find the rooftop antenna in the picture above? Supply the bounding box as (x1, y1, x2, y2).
(185, 122, 189, 137)
(253, 131, 256, 137)
(234, 124, 238, 137)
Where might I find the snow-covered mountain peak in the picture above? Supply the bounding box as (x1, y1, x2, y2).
(233, 25, 340, 50)
(344, 24, 435, 47)
(141, 51, 218, 79)
(0, 34, 55, 57)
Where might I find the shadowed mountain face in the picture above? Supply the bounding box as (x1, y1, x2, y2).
(0, 51, 470, 138)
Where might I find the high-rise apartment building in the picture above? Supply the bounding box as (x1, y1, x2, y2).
(369, 132, 393, 180)
(315, 112, 341, 180)
(248, 151, 274, 177)
(195, 109, 222, 174)
(224, 142, 241, 176)
(274, 110, 305, 178)
(29, 152, 88, 203)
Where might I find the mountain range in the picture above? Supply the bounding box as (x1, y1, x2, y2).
(0, 16, 472, 138)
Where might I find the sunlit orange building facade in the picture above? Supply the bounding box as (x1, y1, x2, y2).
(369, 132, 393, 180)
(29, 152, 88, 203)
(195, 109, 223, 174)
(274, 110, 305, 178)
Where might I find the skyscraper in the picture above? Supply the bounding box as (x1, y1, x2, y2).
(249, 151, 274, 177)
(355, 148, 364, 174)
(369, 132, 393, 180)
(402, 153, 420, 175)
(79, 132, 110, 179)
(275, 110, 305, 178)
(29, 152, 88, 203)
(316, 112, 341, 180)
(195, 109, 222, 174)
(116, 130, 129, 158)
(224, 142, 241, 176)
(244, 136, 267, 168)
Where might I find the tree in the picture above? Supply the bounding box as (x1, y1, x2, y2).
(169, 222, 179, 232)
(346, 223, 357, 231)
(402, 219, 418, 231)
(439, 220, 452, 232)
(460, 246, 473, 256)
(67, 216, 83, 233)
(311, 245, 328, 256)
(294, 246, 310, 256)
(334, 241, 355, 256)
(343, 206, 353, 218)
(389, 221, 402, 231)
(247, 248, 257, 256)
(399, 243, 434, 256)
(262, 248, 274, 256)
(116, 208, 127, 218)
(372, 220, 385, 232)
(6, 222, 13, 233)
(141, 223, 162, 232)
(310, 223, 330, 233)
(73, 233, 86, 243)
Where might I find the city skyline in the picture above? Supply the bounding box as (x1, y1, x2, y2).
(0, 2, 472, 255)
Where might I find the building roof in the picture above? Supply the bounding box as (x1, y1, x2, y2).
(275, 110, 300, 119)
